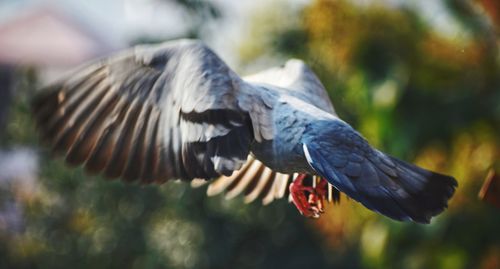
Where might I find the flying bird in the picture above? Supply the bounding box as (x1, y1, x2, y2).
(31, 39, 457, 223)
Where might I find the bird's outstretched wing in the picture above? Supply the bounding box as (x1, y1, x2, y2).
(244, 59, 335, 114)
(203, 60, 338, 205)
(200, 155, 292, 205)
(302, 120, 457, 224)
(32, 40, 273, 183)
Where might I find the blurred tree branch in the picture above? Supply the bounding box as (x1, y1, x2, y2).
(160, 0, 221, 38)
(172, 0, 221, 18)
(0, 65, 14, 140)
(479, 169, 500, 209)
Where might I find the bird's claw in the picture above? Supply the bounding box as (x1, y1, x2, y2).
(290, 174, 328, 218)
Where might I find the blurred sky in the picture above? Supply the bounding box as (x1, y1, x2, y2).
(0, 0, 308, 67)
(0, 0, 466, 68)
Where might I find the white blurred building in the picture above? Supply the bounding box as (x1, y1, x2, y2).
(0, 1, 124, 70)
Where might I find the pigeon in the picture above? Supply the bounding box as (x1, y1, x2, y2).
(31, 39, 457, 223)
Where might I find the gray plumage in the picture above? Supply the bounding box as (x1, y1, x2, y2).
(31, 39, 457, 223)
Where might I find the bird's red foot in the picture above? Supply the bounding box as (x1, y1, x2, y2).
(289, 174, 328, 218)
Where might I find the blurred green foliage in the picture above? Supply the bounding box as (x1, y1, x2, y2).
(240, 0, 500, 268)
(1, 0, 500, 269)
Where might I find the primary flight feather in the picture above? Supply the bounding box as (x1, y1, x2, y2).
(31, 39, 457, 223)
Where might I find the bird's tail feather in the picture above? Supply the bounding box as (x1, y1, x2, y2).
(303, 140, 457, 224)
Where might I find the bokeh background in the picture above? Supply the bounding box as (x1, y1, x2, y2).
(0, 0, 499, 268)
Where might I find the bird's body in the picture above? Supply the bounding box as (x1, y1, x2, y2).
(32, 39, 457, 223)
(242, 59, 339, 173)
(249, 89, 326, 173)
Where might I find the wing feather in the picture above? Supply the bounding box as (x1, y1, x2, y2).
(32, 39, 273, 183)
(243, 167, 273, 203)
